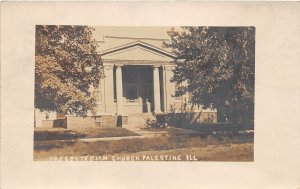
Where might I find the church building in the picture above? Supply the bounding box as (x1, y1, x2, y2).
(35, 27, 217, 129)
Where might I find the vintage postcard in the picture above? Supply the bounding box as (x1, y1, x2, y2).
(1, 2, 300, 189)
(34, 26, 254, 162)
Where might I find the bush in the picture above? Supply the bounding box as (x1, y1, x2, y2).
(145, 113, 169, 129)
(162, 112, 254, 135)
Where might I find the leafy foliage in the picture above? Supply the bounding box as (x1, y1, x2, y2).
(164, 27, 255, 122)
(35, 25, 104, 116)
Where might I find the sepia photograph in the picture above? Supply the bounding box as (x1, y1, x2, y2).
(34, 26, 255, 161)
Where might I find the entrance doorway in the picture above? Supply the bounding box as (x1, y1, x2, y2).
(114, 65, 154, 113)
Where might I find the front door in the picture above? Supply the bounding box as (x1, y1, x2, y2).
(122, 65, 153, 113)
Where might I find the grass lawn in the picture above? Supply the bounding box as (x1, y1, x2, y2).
(34, 127, 140, 141)
(34, 127, 254, 161)
(112, 143, 253, 161)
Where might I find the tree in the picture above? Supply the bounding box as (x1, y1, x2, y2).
(164, 27, 255, 122)
(35, 25, 104, 116)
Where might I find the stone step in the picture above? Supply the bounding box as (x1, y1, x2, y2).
(128, 113, 154, 119)
(129, 113, 153, 118)
(124, 113, 156, 131)
(127, 113, 155, 126)
(128, 117, 145, 124)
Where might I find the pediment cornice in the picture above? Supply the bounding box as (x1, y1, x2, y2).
(102, 59, 174, 66)
(99, 41, 176, 59)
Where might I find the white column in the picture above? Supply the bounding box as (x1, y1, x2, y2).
(103, 64, 114, 113)
(116, 64, 123, 115)
(162, 66, 167, 113)
(153, 65, 162, 113)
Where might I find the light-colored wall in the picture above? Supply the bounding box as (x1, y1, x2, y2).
(163, 65, 176, 113)
(92, 26, 174, 53)
(93, 77, 106, 114)
(64, 116, 94, 129)
(34, 109, 58, 128)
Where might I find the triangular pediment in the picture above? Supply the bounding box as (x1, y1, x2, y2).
(100, 41, 176, 61)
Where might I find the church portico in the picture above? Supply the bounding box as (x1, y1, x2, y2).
(97, 40, 178, 116)
(107, 63, 165, 115)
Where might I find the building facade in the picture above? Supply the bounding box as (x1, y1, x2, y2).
(35, 33, 217, 128)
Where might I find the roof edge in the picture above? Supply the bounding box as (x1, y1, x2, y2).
(99, 41, 176, 59)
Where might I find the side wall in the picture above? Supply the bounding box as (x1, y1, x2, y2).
(64, 115, 127, 129)
(63, 116, 94, 129)
(34, 109, 58, 128)
(163, 65, 176, 113)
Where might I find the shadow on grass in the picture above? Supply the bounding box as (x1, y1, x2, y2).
(34, 130, 86, 141)
(34, 140, 77, 151)
(185, 122, 254, 133)
(34, 123, 254, 158)
(173, 129, 253, 139)
(34, 127, 140, 142)
(34, 132, 254, 157)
